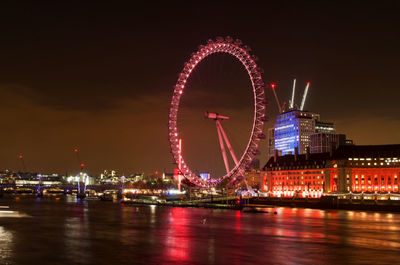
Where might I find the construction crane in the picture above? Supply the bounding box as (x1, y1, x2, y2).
(74, 148, 88, 198)
(300, 82, 310, 111)
(18, 154, 27, 172)
(289, 78, 296, 109)
(270, 78, 310, 112)
(74, 148, 85, 171)
(270, 83, 285, 113)
(281, 101, 287, 113)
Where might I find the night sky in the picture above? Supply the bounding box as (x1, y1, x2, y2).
(1, 1, 399, 176)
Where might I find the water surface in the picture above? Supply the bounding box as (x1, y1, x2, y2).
(0, 197, 399, 264)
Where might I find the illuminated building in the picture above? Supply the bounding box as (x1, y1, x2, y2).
(267, 80, 347, 158)
(273, 110, 321, 155)
(245, 168, 261, 189)
(99, 170, 120, 184)
(315, 121, 335, 133)
(262, 149, 329, 198)
(245, 158, 261, 189)
(200, 173, 210, 180)
(271, 109, 344, 156)
(261, 144, 400, 198)
(125, 173, 145, 183)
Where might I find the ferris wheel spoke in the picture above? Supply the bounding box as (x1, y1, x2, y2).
(216, 120, 239, 166)
(216, 120, 230, 175)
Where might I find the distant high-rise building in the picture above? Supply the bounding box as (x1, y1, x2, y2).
(269, 109, 347, 156)
(265, 79, 352, 157)
(266, 128, 275, 160)
(315, 121, 335, 133)
(309, 133, 346, 154)
(273, 110, 322, 155)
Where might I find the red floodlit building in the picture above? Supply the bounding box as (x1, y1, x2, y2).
(261, 145, 400, 198)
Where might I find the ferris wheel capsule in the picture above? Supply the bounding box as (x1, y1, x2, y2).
(215, 36, 224, 42)
(257, 133, 266, 139)
(234, 39, 242, 46)
(225, 36, 233, 42)
(242, 45, 251, 52)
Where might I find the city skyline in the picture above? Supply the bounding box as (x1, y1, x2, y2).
(1, 2, 400, 175)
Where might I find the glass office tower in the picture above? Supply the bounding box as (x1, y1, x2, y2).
(274, 110, 319, 155)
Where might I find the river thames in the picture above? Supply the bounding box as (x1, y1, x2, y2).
(0, 197, 399, 265)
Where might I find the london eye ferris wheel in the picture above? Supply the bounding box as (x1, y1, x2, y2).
(168, 36, 267, 188)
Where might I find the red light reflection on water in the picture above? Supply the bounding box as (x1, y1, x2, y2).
(165, 207, 190, 262)
(235, 210, 241, 232)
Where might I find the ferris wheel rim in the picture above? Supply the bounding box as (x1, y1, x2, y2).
(168, 36, 266, 188)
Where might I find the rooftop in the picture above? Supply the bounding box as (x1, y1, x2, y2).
(263, 144, 400, 170)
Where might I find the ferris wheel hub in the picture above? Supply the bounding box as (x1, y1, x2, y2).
(204, 111, 230, 120)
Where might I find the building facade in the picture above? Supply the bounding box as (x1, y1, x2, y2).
(273, 110, 335, 156)
(266, 127, 275, 161)
(315, 121, 335, 133)
(245, 168, 261, 189)
(309, 133, 346, 154)
(261, 145, 400, 198)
